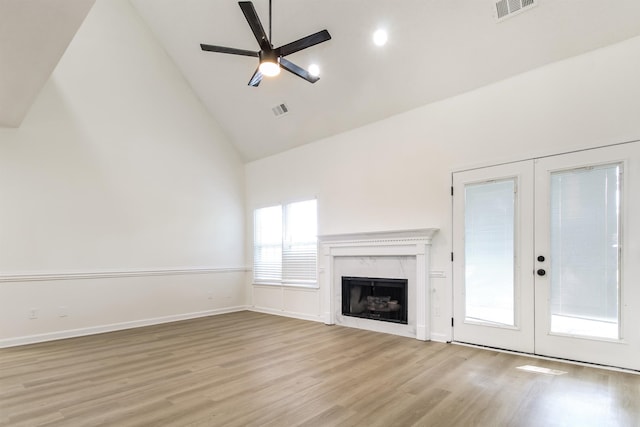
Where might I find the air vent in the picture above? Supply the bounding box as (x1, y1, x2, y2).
(271, 103, 289, 118)
(494, 0, 536, 21)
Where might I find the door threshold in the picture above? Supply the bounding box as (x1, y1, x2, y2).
(452, 341, 640, 375)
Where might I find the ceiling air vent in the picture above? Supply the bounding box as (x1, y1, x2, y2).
(494, 0, 536, 21)
(271, 103, 289, 118)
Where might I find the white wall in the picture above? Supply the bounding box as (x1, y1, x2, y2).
(0, 0, 246, 346)
(245, 35, 640, 339)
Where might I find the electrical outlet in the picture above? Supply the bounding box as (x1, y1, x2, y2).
(29, 308, 38, 319)
(207, 291, 214, 300)
(58, 306, 68, 317)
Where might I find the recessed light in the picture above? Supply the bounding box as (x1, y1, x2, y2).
(373, 29, 388, 46)
(308, 64, 320, 77)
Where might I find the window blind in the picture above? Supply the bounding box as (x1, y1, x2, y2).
(253, 205, 282, 283)
(282, 200, 317, 285)
(253, 199, 317, 286)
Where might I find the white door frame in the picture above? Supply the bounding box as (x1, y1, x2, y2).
(452, 141, 640, 371)
(452, 160, 534, 353)
(533, 143, 640, 370)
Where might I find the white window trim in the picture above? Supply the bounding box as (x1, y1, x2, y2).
(252, 198, 318, 288)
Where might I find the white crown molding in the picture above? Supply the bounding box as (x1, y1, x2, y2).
(0, 266, 250, 283)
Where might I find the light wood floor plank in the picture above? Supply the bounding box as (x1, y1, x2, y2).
(1, 311, 639, 426)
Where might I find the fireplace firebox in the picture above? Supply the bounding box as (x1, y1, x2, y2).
(342, 276, 408, 324)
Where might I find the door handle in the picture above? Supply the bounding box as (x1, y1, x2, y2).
(537, 269, 546, 276)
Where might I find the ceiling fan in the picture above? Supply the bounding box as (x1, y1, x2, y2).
(200, 1, 331, 87)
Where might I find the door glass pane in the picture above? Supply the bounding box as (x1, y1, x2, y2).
(549, 164, 621, 339)
(465, 179, 516, 326)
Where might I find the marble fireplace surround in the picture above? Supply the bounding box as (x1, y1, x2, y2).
(319, 229, 438, 340)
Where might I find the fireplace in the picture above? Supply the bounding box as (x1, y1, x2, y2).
(342, 276, 408, 324)
(319, 228, 438, 340)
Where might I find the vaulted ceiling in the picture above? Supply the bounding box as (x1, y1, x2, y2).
(4, 0, 640, 161)
(0, 0, 95, 127)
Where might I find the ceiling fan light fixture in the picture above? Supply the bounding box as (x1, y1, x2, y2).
(259, 60, 280, 76)
(259, 50, 280, 76)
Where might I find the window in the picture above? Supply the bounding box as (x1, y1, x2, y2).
(253, 199, 318, 286)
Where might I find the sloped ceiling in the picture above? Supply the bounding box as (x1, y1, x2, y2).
(0, 0, 95, 127)
(130, 0, 640, 161)
(4, 1, 640, 161)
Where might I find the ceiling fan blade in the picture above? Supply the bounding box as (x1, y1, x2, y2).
(279, 57, 319, 83)
(200, 44, 259, 57)
(277, 30, 331, 57)
(239, 1, 270, 49)
(248, 68, 263, 87)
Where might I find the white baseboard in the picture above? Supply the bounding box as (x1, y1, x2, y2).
(248, 306, 324, 323)
(416, 325, 428, 341)
(0, 306, 249, 348)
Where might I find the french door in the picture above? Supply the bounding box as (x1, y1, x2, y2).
(452, 142, 640, 371)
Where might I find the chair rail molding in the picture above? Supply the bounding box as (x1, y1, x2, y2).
(0, 266, 249, 283)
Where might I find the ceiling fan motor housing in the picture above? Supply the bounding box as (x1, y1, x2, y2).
(259, 49, 279, 64)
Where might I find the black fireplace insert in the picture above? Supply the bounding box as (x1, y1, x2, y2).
(342, 276, 408, 324)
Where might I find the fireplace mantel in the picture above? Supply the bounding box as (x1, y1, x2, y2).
(319, 229, 438, 340)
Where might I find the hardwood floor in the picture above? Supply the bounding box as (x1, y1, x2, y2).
(1, 311, 639, 426)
